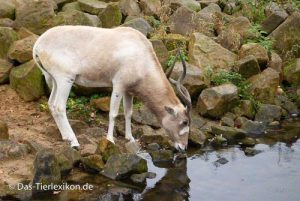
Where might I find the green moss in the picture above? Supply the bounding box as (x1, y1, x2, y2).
(0, 27, 18, 59)
(99, 3, 122, 28)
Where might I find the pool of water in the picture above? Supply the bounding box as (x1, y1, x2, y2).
(28, 120, 300, 201)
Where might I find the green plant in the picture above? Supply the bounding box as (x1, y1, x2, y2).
(146, 16, 161, 29)
(245, 0, 268, 23)
(246, 24, 273, 52)
(166, 50, 188, 68)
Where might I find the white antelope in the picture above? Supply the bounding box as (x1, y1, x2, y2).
(32, 25, 191, 151)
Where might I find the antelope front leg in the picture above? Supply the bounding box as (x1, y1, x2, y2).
(107, 87, 123, 143)
(123, 93, 134, 142)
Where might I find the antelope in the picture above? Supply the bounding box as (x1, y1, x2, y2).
(32, 25, 191, 151)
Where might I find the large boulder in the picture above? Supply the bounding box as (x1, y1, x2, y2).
(248, 68, 280, 104)
(0, 0, 15, 19)
(119, 0, 141, 16)
(98, 3, 122, 28)
(78, 0, 107, 15)
(139, 0, 161, 17)
(255, 104, 282, 124)
(168, 6, 214, 37)
(197, 83, 238, 118)
(170, 62, 209, 98)
(0, 121, 9, 140)
(225, 16, 252, 40)
(101, 154, 148, 180)
(8, 35, 39, 63)
(283, 58, 300, 86)
(13, 0, 56, 35)
(197, 3, 221, 22)
(0, 27, 18, 59)
(239, 43, 269, 68)
(0, 59, 12, 84)
(9, 60, 45, 101)
(121, 18, 153, 36)
(217, 29, 242, 52)
(233, 55, 261, 78)
(261, 9, 288, 34)
(270, 12, 300, 60)
(189, 33, 237, 71)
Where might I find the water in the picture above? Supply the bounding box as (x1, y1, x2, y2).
(28, 120, 300, 201)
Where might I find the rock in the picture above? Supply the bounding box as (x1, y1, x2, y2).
(17, 27, 36, 39)
(130, 172, 156, 183)
(213, 157, 228, 166)
(240, 137, 256, 147)
(0, 121, 9, 140)
(139, 0, 161, 17)
(140, 134, 170, 148)
(248, 68, 280, 104)
(197, 3, 221, 22)
(217, 30, 242, 52)
(98, 3, 122, 28)
(150, 39, 169, 68)
(167, 6, 214, 37)
(239, 43, 269, 68)
(55, 0, 74, 8)
(223, 1, 241, 15)
(233, 100, 256, 119)
(9, 60, 45, 101)
(14, 0, 56, 35)
(101, 154, 148, 180)
(132, 105, 160, 128)
(265, 2, 284, 17)
(283, 58, 300, 86)
(84, 13, 102, 27)
(0, 59, 12, 84)
(269, 12, 300, 60)
(56, 154, 73, 176)
(211, 125, 246, 141)
(255, 104, 282, 124)
(268, 52, 283, 74)
(0, 140, 30, 160)
(197, 84, 238, 118)
(23, 140, 44, 154)
(199, 0, 219, 7)
(95, 137, 121, 162)
(188, 128, 206, 147)
(275, 95, 299, 116)
(189, 33, 237, 71)
(32, 150, 61, 192)
(51, 10, 99, 27)
(125, 141, 141, 154)
(8, 35, 38, 63)
(0, 0, 15, 19)
(62, 146, 81, 166)
(62, 2, 81, 12)
(235, 117, 265, 135)
(244, 147, 262, 156)
(234, 55, 261, 78)
(153, 33, 188, 51)
(122, 18, 153, 36)
(146, 143, 160, 151)
(225, 16, 252, 40)
(209, 134, 227, 147)
(261, 10, 288, 34)
(78, 0, 107, 15)
(80, 143, 97, 156)
(0, 18, 14, 27)
(221, 113, 235, 127)
(166, 0, 201, 12)
(119, 0, 141, 16)
(82, 154, 105, 173)
(0, 27, 18, 59)
(91, 97, 110, 112)
(149, 150, 174, 163)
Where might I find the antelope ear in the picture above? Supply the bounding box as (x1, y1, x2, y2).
(165, 106, 177, 117)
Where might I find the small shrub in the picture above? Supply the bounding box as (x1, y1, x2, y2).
(246, 24, 273, 52)
(166, 50, 188, 68)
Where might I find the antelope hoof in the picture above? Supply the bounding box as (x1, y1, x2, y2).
(126, 136, 135, 142)
(107, 136, 115, 144)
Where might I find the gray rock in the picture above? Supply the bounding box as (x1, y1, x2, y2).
(217, 30, 242, 52)
(211, 125, 246, 141)
(188, 128, 206, 147)
(0, 27, 18, 59)
(213, 157, 228, 166)
(51, 10, 99, 27)
(56, 154, 73, 176)
(165, 0, 201, 12)
(140, 134, 170, 148)
(78, 0, 107, 15)
(98, 3, 122, 28)
(62, 2, 81, 12)
(240, 137, 256, 147)
(234, 55, 261, 78)
(101, 154, 148, 180)
(119, 0, 141, 16)
(197, 3, 221, 22)
(95, 137, 121, 162)
(221, 116, 235, 127)
(122, 18, 154, 36)
(225, 16, 252, 40)
(235, 117, 265, 135)
(139, 0, 161, 17)
(150, 39, 169, 68)
(149, 150, 174, 163)
(0, 0, 15, 19)
(0, 18, 14, 27)
(0, 121, 8, 140)
(0, 59, 12, 84)
(239, 43, 269, 68)
(0, 140, 30, 160)
(132, 105, 160, 128)
(125, 141, 141, 154)
(62, 146, 81, 166)
(255, 104, 282, 124)
(268, 52, 282, 74)
(130, 172, 156, 183)
(275, 95, 299, 116)
(244, 147, 262, 156)
(146, 143, 160, 151)
(283, 58, 300, 86)
(261, 10, 288, 34)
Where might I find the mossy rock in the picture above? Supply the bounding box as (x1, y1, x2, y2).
(9, 60, 45, 101)
(51, 10, 98, 27)
(78, 0, 107, 15)
(152, 33, 188, 51)
(82, 154, 105, 173)
(95, 137, 121, 162)
(0, 59, 12, 84)
(0, 0, 15, 19)
(283, 58, 300, 86)
(98, 3, 122, 28)
(0, 27, 18, 59)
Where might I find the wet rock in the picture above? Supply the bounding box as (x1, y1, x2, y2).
(139, 0, 161, 17)
(283, 58, 300, 86)
(270, 11, 300, 59)
(32, 149, 61, 192)
(101, 154, 147, 180)
(225, 16, 252, 40)
(150, 39, 169, 68)
(261, 10, 288, 34)
(8, 35, 39, 63)
(119, 0, 141, 16)
(275, 95, 299, 116)
(211, 125, 246, 141)
(171, 62, 209, 98)
(82, 154, 105, 173)
(132, 105, 160, 128)
(234, 55, 261, 78)
(56, 154, 73, 176)
(189, 33, 237, 71)
(146, 143, 160, 151)
(0, 121, 9, 140)
(255, 104, 282, 124)
(98, 3, 122, 28)
(10, 60, 45, 101)
(78, 0, 107, 15)
(248, 68, 280, 104)
(149, 150, 174, 163)
(235, 117, 265, 135)
(51, 10, 99, 27)
(122, 18, 153, 36)
(217, 30, 242, 52)
(188, 129, 206, 147)
(197, 84, 238, 118)
(209, 134, 227, 147)
(90, 96, 110, 112)
(14, 0, 56, 35)
(0, 59, 12, 84)
(213, 157, 228, 166)
(125, 141, 141, 154)
(0, 0, 15, 19)
(0, 18, 14, 27)
(244, 147, 262, 156)
(95, 137, 121, 162)
(130, 172, 156, 183)
(62, 146, 81, 166)
(140, 134, 170, 148)
(0, 27, 18, 59)
(62, 2, 81, 12)
(239, 43, 269, 68)
(191, 115, 207, 129)
(240, 137, 256, 147)
(168, 6, 214, 37)
(268, 52, 283, 74)
(166, 0, 201, 12)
